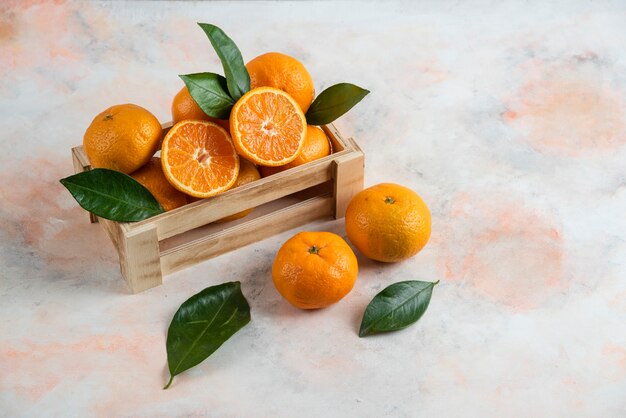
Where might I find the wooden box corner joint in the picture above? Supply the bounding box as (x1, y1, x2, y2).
(71, 122, 365, 294)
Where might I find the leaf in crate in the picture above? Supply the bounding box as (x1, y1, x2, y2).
(305, 83, 370, 126)
(198, 23, 250, 101)
(59, 168, 164, 222)
(359, 280, 439, 337)
(179, 72, 235, 120)
(164, 281, 251, 389)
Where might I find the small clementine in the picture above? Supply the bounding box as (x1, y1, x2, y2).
(130, 157, 188, 211)
(345, 183, 431, 262)
(171, 86, 230, 131)
(259, 125, 331, 176)
(272, 231, 358, 309)
(246, 52, 315, 113)
(83, 104, 162, 174)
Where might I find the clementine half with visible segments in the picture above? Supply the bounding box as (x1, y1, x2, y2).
(230, 87, 306, 167)
(345, 183, 431, 262)
(161, 120, 239, 198)
(272, 231, 358, 309)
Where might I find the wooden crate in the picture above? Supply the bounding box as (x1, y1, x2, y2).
(71, 122, 364, 293)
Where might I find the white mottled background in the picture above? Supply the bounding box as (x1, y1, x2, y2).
(1, 1, 625, 417)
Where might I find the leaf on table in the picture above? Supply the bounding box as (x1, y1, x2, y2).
(305, 83, 369, 125)
(59, 168, 164, 222)
(179, 72, 235, 120)
(198, 23, 250, 101)
(359, 280, 439, 337)
(164, 281, 251, 389)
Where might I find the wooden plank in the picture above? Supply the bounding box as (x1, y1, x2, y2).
(71, 147, 98, 223)
(160, 195, 334, 275)
(332, 142, 365, 219)
(98, 217, 125, 253)
(118, 223, 163, 293)
(323, 123, 347, 152)
(127, 150, 349, 240)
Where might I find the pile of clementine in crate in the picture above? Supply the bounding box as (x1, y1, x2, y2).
(61, 23, 437, 389)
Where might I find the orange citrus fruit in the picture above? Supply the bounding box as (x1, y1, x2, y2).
(345, 183, 431, 262)
(259, 125, 331, 176)
(171, 86, 230, 131)
(161, 120, 239, 198)
(246, 52, 315, 113)
(230, 87, 306, 167)
(130, 157, 188, 211)
(83, 104, 162, 174)
(215, 159, 261, 223)
(272, 231, 358, 309)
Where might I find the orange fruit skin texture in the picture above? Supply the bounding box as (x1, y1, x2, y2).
(230, 87, 306, 167)
(161, 120, 239, 198)
(130, 157, 189, 211)
(83, 104, 162, 174)
(260, 125, 331, 176)
(272, 231, 358, 309)
(214, 159, 261, 223)
(246, 52, 315, 113)
(345, 183, 432, 262)
(171, 86, 230, 131)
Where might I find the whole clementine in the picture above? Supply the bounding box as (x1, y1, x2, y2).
(345, 183, 431, 262)
(259, 125, 331, 176)
(171, 86, 230, 131)
(83, 104, 162, 174)
(246, 52, 315, 113)
(272, 231, 358, 309)
(130, 157, 188, 211)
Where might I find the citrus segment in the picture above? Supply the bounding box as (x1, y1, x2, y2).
(230, 87, 306, 167)
(161, 120, 239, 198)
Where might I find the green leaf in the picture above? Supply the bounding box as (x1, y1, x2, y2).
(60, 169, 164, 222)
(179, 72, 235, 119)
(305, 83, 370, 125)
(359, 280, 439, 337)
(164, 281, 251, 389)
(198, 23, 250, 100)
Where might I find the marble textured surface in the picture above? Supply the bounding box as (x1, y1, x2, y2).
(2, 1, 626, 416)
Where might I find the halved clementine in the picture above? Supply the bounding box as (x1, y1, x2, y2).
(161, 120, 239, 198)
(230, 87, 306, 167)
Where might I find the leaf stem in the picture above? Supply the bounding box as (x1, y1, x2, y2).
(163, 375, 174, 390)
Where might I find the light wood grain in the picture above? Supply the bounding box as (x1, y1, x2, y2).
(160, 195, 334, 275)
(322, 124, 346, 152)
(118, 223, 162, 293)
(333, 139, 365, 218)
(71, 146, 98, 223)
